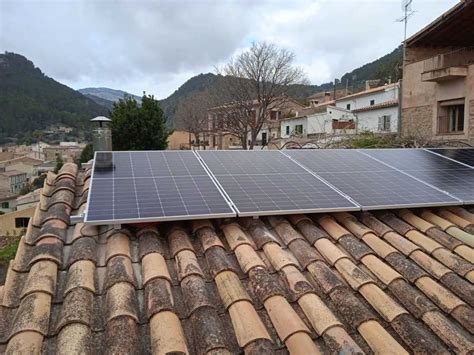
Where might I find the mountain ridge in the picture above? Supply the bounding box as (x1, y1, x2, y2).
(0, 52, 108, 144)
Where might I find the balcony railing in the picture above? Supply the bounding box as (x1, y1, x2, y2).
(423, 47, 474, 72)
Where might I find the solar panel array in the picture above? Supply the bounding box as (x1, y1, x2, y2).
(85, 148, 473, 224)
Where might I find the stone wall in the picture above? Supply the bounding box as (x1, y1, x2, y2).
(469, 100, 474, 143)
(401, 105, 433, 140)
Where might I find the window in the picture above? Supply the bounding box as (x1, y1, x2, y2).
(15, 217, 30, 228)
(346, 103, 351, 110)
(1, 202, 9, 209)
(370, 99, 375, 106)
(270, 111, 277, 120)
(286, 126, 290, 135)
(439, 104, 465, 133)
(378, 115, 391, 131)
(295, 125, 303, 135)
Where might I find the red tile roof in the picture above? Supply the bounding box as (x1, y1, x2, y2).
(337, 83, 399, 101)
(351, 100, 399, 113)
(0, 163, 473, 353)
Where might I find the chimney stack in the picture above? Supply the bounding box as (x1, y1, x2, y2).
(91, 116, 112, 152)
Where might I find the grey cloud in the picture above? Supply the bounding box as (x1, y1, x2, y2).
(0, 0, 460, 98)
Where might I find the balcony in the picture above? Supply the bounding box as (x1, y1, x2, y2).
(421, 48, 474, 82)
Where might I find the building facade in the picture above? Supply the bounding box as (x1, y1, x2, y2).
(0, 156, 42, 182)
(402, 0, 474, 143)
(0, 205, 36, 236)
(207, 97, 305, 149)
(280, 106, 356, 140)
(43, 143, 85, 162)
(0, 171, 28, 193)
(335, 83, 400, 134)
(0, 191, 18, 214)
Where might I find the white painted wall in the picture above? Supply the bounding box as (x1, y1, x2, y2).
(335, 84, 399, 133)
(356, 106, 399, 133)
(280, 117, 308, 138)
(280, 106, 356, 137)
(336, 85, 399, 110)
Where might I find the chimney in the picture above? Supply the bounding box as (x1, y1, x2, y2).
(91, 116, 112, 152)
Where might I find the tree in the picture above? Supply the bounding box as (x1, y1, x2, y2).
(215, 42, 306, 149)
(54, 155, 63, 173)
(77, 143, 94, 164)
(175, 91, 214, 147)
(110, 94, 171, 150)
(19, 183, 34, 195)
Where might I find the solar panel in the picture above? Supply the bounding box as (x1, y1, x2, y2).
(197, 150, 359, 215)
(285, 150, 459, 209)
(427, 148, 474, 168)
(85, 151, 236, 224)
(361, 149, 473, 203)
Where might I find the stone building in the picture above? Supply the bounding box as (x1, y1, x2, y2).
(402, 0, 474, 143)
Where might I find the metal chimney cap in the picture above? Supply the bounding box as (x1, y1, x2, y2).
(91, 116, 112, 122)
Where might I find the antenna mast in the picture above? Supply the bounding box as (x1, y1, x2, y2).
(397, 0, 415, 65)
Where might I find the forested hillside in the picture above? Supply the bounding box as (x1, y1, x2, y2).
(0, 52, 107, 144)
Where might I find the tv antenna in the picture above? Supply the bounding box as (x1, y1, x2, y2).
(397, 0, 415, 63)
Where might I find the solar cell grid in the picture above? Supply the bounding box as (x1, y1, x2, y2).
(427, 148, 474, 168)
(360, 149, 473, 203)
(198, 150, 299, 175)
(197, 150, 359, 215)
(285, 149, 392, 173)
(285, 149, 459, 209)
(362, 149, 464, 171)
(85, 151, 235, 224)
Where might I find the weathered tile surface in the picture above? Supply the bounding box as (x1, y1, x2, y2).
(1, 163, 473, 354)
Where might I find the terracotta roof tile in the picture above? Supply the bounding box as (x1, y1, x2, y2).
(1, 163, 473, 354)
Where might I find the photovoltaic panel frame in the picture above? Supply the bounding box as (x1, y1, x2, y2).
(196, 150, 359, 216)
(85, 151, 236, 224)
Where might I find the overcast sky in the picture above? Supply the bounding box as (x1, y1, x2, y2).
(1, 0, 458, 99)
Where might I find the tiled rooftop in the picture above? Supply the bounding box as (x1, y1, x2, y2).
(0, 163, 473, 354)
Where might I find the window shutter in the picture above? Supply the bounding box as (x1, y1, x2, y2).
(385, 116, 391, 131)
(378, 117, 383, 131)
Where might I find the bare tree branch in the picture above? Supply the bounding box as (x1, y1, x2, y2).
(212, 42, 306, 149)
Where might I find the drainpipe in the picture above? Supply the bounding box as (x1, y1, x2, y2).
(397, 80, 402, 137)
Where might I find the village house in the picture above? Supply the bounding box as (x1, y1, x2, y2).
(280, 104, 356, 142)
(207, 97, 305, 149)
(43, 142, 85, 162)
(0, 190, 18, 214)
(279, 82, 399, 146)
(308, 88, 349, 107)
(0, 205, 36, 236)
(402, 0, 474, 143)
(335, 82, 400, 134)
(15, 188, 41, 211)
(0, 170, 27, 194)
(0, 156, 43, 182)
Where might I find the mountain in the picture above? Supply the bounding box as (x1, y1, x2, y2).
(81, 93, 115, 111)
(160, 46, 402, 125)
(0, 52, 108, 144)
(78, 87, 141, 105)
(340, 46, 403, 91)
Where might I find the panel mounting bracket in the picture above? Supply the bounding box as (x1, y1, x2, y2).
(70, 214, 84, 225)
